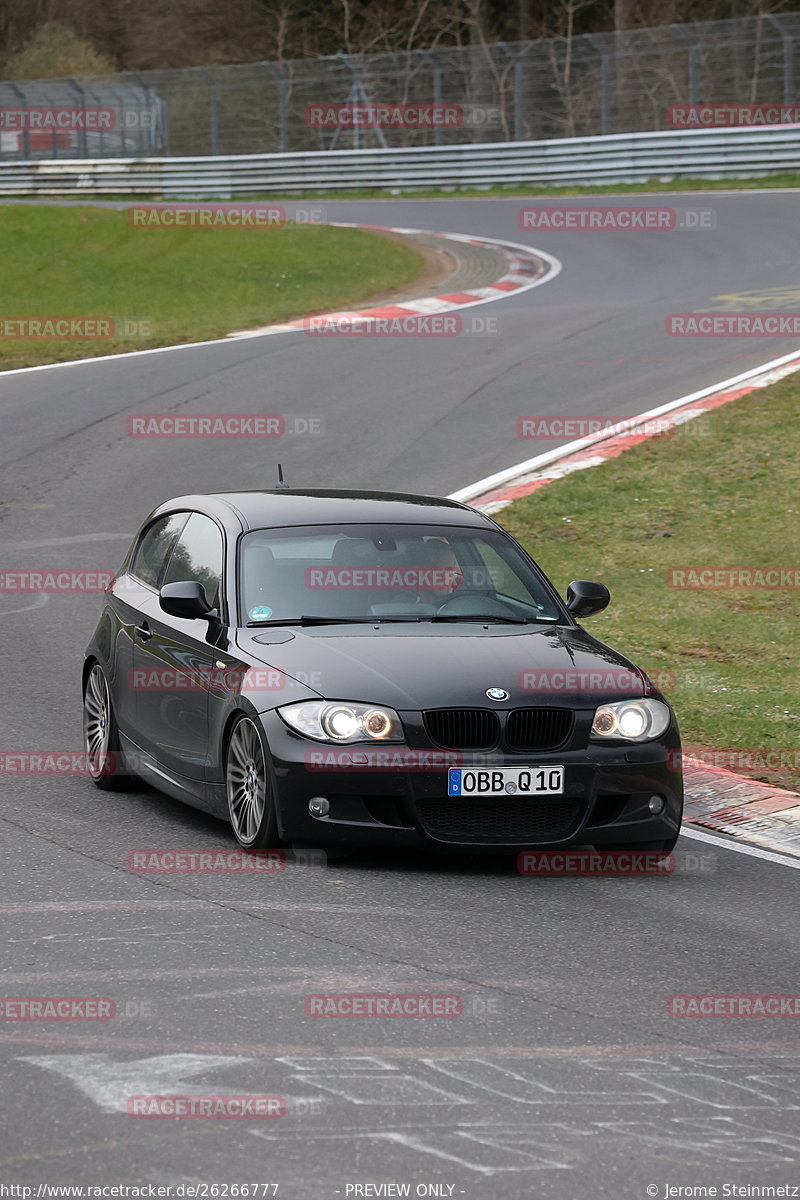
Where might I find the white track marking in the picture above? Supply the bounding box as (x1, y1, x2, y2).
(449, 346, 800, 502)
(679, 827, 800, 869)
(20, 1052, 254, 1112)
(421, 1058, 663, 1105)
(0, 594, 49, 616)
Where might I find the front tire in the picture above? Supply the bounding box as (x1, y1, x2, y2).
(83, 662, 127, 790)
(225, 716, 278, 849)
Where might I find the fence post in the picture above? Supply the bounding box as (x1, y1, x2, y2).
(108, 86, 127, 154)
(671, 24, 698, 107)
(65, 78, 89, 156)
(498, 43, 524, 140)
(419, 50, 443, 145)
(765, 14, 794, 104)
(336, 55, 359, 150)
(86, 85, 107, 156)
(332, 55, 387, 150)
(132, 74, 164, 155)
(6, 82, 30, 159)
(263, 63, 288, 152)
(587, 35, 611, 135)
(194, 67, 219, 155)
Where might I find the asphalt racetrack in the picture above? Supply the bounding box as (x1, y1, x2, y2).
(1, 193, 799, 1196)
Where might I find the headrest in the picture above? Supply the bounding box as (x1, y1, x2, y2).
(331, 537, 386, 566)
(416, 538, 458, 567)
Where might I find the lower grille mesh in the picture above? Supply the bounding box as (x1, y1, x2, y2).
(416, 797, 582, 843)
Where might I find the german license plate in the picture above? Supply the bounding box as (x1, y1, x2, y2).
(447, 766, 565, 797)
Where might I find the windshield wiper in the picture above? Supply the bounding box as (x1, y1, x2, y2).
(247, 615, 424, 627)
(428, 613, 532, 624)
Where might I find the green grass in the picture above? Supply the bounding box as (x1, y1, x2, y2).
(243, 172, 800, 200)
(497, 380, 800, 792)
(0, 205, 424, 369)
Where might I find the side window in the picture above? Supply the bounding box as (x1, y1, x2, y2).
(130, 514, 188, 588)
(162, 513, 224, 609)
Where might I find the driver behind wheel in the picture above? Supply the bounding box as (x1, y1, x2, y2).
(414, 539, 463, 606)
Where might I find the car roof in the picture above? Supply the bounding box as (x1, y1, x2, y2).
(151, 489, 494, 531)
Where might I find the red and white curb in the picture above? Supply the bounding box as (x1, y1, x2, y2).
(227, 225, 561, 337)
(677, 758, 800, 857)
(451, 347, 800, 516)
(450, 348, 800, 858)
(0, 225, 561, 379)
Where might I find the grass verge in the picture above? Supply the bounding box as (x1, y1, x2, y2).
(246, 172, 800, 200)
(0, 204, 424, 370)
(497, 379, 800, 792)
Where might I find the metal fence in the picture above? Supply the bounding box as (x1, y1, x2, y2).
(0, 80, 164, 159)
(2, 10, 800, 160)
(1, 125, 798, 198)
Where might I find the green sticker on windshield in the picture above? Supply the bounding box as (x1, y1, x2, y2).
(249, 606, 272, 620)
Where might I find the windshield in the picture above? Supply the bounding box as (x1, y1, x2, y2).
(238, 523, 563, 625)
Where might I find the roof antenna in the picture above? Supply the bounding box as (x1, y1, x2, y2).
(275, 462, 290, 490)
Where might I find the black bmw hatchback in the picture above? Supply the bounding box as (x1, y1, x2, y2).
(83, 489, 682, 854)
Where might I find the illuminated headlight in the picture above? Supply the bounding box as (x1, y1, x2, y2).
(278, 700, 403, 744)
(590, 698, 671, 743)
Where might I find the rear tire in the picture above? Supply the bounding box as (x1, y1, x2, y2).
(225, 716, 279, 849)
(82, 663, 128, 790)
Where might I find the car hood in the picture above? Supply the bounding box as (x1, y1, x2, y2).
(235, 623, 649, 710)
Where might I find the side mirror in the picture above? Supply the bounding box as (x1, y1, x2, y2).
(566, 579, 610, 619)
(159, 580, 214, 620)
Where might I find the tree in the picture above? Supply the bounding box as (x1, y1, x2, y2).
(3, 20, 116, 78)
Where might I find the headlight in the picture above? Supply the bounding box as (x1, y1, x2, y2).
(278, 700, 403, 743)
(590, 698, 671, 742)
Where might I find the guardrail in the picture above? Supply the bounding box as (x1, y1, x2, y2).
(1, 125, 799, 197)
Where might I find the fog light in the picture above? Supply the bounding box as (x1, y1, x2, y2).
(308, 796, 330, 818)
(648, 795, 666, 815)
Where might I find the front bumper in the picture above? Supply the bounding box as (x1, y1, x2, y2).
(259, 710, 683, 853)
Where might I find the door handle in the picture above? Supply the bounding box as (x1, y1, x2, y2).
(135, 621, 152, 642)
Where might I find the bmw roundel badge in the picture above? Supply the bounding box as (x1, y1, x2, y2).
(485, 687, 509, 701)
